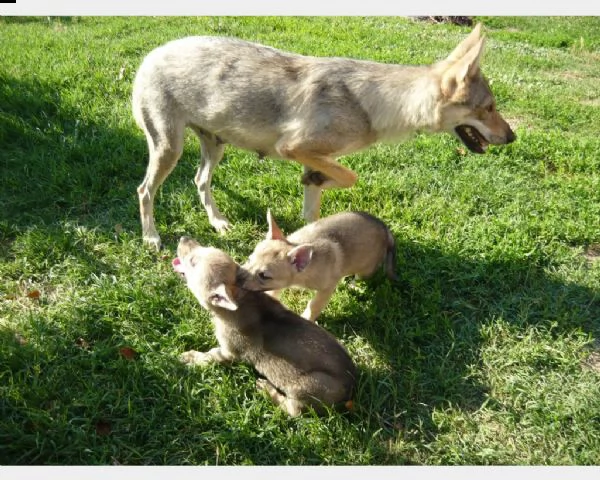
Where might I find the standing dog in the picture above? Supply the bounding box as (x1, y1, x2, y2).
(240, 210, 397, 321)
(133, 23, 515, 248)
(173, 236, 356, 417)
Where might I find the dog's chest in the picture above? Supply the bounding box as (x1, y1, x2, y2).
(213, 317, 259, 360)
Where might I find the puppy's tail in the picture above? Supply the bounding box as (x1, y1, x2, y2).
(384, 228, 398, 282)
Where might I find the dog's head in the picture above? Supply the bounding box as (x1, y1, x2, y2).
(437, 23, 516, 153)
(173, 236, 240, 312)
(240, 210, 313, 292)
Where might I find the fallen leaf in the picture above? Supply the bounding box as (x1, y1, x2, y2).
(26, 289, 41, 299)
(76, 337, 90, 349)
(95, 420, 111, 436)
(456, 147, 467, 156)
(14, 333, 28, 345)
(119, 346, 136, 360)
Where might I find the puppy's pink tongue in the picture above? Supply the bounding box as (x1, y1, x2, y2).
(172, 257, 185, 274)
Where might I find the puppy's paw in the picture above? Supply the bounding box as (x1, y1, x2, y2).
(256, 378, 269, 391)
(180, 350, 213, 366)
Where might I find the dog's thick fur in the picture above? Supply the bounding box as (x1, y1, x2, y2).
(240, 211, 397, 321)
(133, 23, 515, 248)
(173, 236, 356, 417)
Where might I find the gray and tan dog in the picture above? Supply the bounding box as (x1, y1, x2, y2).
(173, 236, 356, 417)
(133, 23, 515, 248)
(240, 210, 397, 321)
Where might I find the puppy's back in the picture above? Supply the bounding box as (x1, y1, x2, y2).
(289, 211, 396, 279)
(233, 290, 356, 408)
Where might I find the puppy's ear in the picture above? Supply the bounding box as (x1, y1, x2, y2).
(266, 209, 286, 241)
(208, 284, 238, 311)
(287, 244, 313, 272)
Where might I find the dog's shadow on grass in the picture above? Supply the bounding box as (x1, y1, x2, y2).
(2, 73, 600, 463)
(320, 238, 600, 446)
(0, 73, 151, 238)
(0, 73, 275, 254)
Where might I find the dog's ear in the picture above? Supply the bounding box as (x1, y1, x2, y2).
(287, 244, 313, 272)
(266, 209, 286, 241)
(444, 22, 483, 64)
(441, 36, 486, 95)
(208, 283, 238, 311)
(453, 37, 485, 82)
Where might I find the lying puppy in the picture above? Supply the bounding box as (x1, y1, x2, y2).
(173, 236, 356, 417)
(240, 210, 397, 321)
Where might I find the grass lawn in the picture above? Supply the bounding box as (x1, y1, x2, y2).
(1, 16, 600, 465)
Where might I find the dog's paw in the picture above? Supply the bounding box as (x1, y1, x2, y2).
(180, 350, 212, 366)
(210, 218, 232, 235)
(143, 233, 162, 251)
(256, 378, 269, 389)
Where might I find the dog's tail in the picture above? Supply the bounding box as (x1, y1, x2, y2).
(384, 227, 398, 282)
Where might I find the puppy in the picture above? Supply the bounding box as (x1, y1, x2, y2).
(240, 210, 397, 321)
(173, 236, 356, 417)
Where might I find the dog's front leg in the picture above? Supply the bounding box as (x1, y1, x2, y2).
(278, 143, 358, 223)
(180, 347, 232, 366)
(301, 166, 323, 223)
(302, 286, 337, 321)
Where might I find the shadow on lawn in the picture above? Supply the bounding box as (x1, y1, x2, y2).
(0, 73, 268, 253)
(0, 73, 147, 232)
(2, 73, 599, 464)
(326, 238, 600, 450)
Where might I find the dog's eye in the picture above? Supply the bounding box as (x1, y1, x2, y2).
(258, 271, 272, 281)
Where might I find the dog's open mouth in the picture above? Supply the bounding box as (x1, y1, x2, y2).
(173, 257, 186, 278)
(455, 125, 489, 154)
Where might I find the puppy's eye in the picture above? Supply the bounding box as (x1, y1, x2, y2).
(258, 271, 272, 281)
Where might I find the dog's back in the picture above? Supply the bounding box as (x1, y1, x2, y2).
(288, 211, 397, 281)
(175, 236, 356, 416)
(227, 290, 356, 411)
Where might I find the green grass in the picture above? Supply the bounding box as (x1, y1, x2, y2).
(1, 16, 600, 465)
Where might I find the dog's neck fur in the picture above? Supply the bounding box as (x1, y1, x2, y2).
(348, 63, 443, 141)
(207, 286, 262, 327)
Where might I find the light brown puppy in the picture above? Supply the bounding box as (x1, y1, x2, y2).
(173, 236, 356, 417)
(241, 211, 397, 321)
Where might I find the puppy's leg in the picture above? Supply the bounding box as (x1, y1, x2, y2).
(137, 119, 185, 250)
(180, 347, 232, 366)
(192, 127, 230, 233)
(256, 378, 304, 417)
(302, 285, 337, 321)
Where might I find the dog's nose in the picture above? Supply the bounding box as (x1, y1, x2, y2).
(506, 129, 516, 144)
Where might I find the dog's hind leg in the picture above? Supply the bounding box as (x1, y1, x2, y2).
(137, 113, 185, 250)
(256, 378, 304, 417)
(191, 127, 230, 233)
